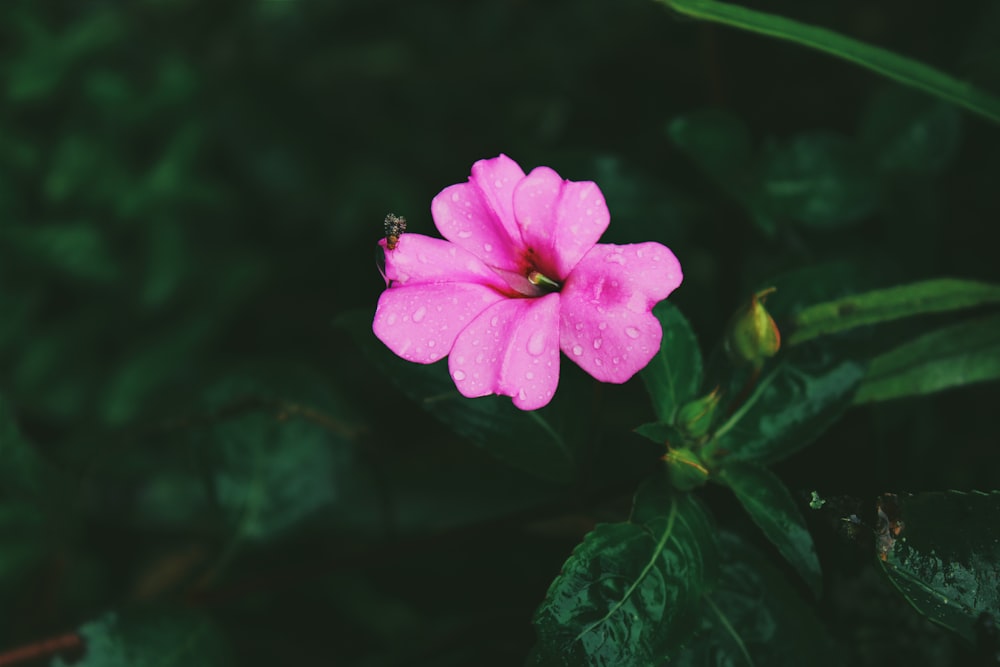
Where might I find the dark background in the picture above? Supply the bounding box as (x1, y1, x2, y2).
(1, 0, 999, 664)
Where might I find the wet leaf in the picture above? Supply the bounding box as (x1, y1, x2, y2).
(674, 532, 839, 667)
(641, 301, 704, 423)
(710, 345, 865, 465)
(718, 462, 822, 597)
(876, 491, 1000, 644)
(531, 477, 719, 665)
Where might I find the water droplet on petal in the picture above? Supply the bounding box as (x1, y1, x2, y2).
(457, 230, 472, 239)
(412, 306, 427, 323)
(572, 344, 583, 356)
(451, 192, 460, 202)
(575, 322, 584, 331)
(427, 340, 435, 348)
(490, 315, 499, 327)
(598, 322, 607, 331)
(613, 356, 621, 364)
(625, 326, 640, 339)
(483, 243, 493, 252)
(518, 389, 527, 401)
(527, 330, 546, 356)
(526, 371, 534, 380)
(494, 178, 504, 189)
(453, 370, 466, 381)
(387, 313, 397, 325)
(595, 358, 603, 366)
(593, 338, 603, 350)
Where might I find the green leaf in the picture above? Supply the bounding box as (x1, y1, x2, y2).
(657, 0, 1000, 125)
(674, 532, 839, 667)
(633, 421, 681, 447)
(854, 314, 1000, 404)
(860, 86, 962, 174)
(532, 478, 719, 665)
(339, 308, 575, 484)
(755, 132, 879, 230)
(876, 491, 1000, 644)
(717, 463, 822, 597)
(640, 301, 704, 424)
(52, 608, 230, 667)
(789, 279, 1000, 345)
(710, 346, 865, 465)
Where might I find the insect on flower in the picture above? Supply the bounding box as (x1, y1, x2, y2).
(384, 213, 407, 251)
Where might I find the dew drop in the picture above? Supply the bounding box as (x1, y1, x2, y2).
(575, 322, 584, 331)
(526, 371, 535, 380)
(458, 230, 472, 239)
(604, 253, 625, 265)
(598, 322, 607, 331)
(593, 338, 603, 350)
(518, 389, 527, 401)
(527, 330, 546, 356)
(483, 243, 493, 252)
(386, 313, 397, 325)
(490, 315, 499, 327)
(451, 192, 460, 202)
(494, 178, 504, 189)
(427, 340, 435, 348)
(453, 370, 467, 381)
(595, 358, 603, 366)
(613, 356, 621, 365)
(412, 306, 427, 323)
(625, 326, 640, 339)
(572, 344, 584, 356)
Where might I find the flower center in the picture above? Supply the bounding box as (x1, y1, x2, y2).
(527, 269, 561, 294)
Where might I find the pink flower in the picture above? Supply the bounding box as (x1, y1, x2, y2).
(372, 155, 682, 410)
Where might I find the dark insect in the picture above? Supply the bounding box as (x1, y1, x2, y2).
(384, 213, 407, 251)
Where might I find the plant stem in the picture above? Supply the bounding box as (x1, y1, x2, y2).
(659, 0, 1000, 125)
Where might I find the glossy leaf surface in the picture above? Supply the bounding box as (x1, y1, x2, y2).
(532, 478, 719, 665)
(877, 491, 1000, 644)
(718, 463, 822, 597)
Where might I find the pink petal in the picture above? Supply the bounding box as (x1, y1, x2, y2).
(512, 167, 609, 280)
(430, 155, 527, 272)
(559, 242, 682, 383)
(373, 282, 505, 364)
(449, 293, 561, 410)
(382, 233, 509, 292)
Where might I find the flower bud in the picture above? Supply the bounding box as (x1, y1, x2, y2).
(663, 447, 710, 490)
(725, 287, 781, 368)
(676, 386, 722, 441)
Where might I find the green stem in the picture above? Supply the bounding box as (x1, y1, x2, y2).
(659, 0, 1000, 125)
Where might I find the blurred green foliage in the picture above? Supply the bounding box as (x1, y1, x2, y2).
(1, 0, 1000, 665)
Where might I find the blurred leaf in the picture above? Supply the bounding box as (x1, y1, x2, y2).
(0, 502, 46, 591)
(339, 308, 575, 484)
(717, 462, 822, 597)
(52, 608, 230, 667)
(669, 109, 752, 192)
(0, 395, 46, 497)
(861, 86, 962, 174)
(711, 346, 865, 465)
(674, 532, 839, 667)
(1, 223, 118, 283)
(789, 279, 1000, 345)
(877, 491, 1000, 644)
(854, 314, 1000, 404)
(755, 132, 879, 231)
(640, 301, 703, 423)
(195, 374, 355, 542)
(531, 477, 718, 665)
